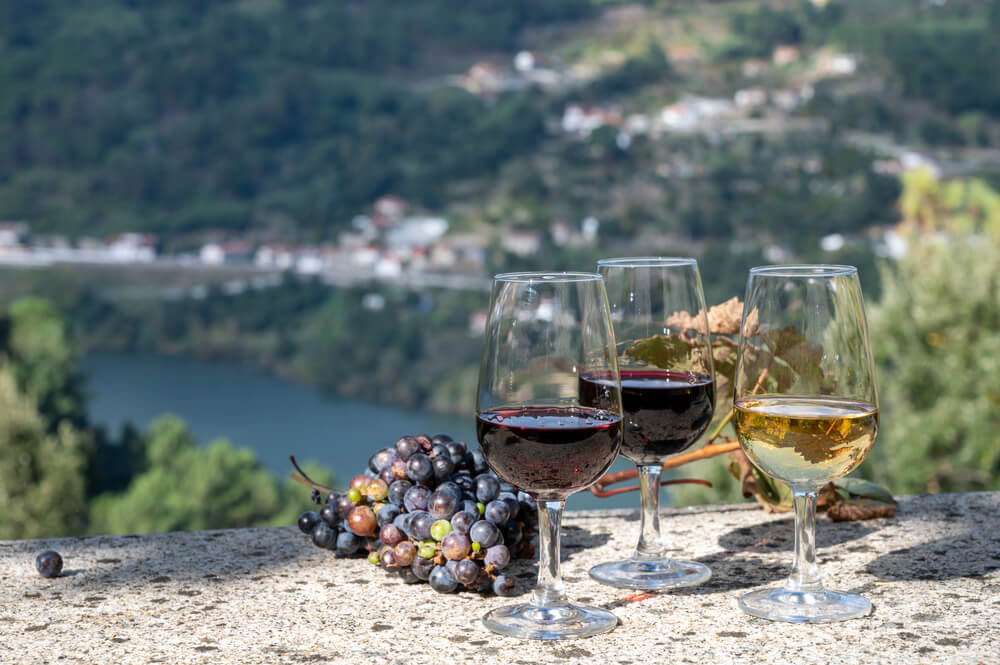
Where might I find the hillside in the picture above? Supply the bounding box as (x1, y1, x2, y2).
(3, 0, 999, 257)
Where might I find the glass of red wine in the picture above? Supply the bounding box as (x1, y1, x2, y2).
(477, 272, 623, 640)
(586, 258, 716, 590)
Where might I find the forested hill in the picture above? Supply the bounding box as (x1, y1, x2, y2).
(0, 1, 589, 243)
(4, 1, 1000, 252)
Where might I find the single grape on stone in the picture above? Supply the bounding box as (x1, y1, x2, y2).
(35, 550, 63, 579)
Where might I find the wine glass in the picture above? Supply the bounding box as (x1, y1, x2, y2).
(586, 258, 716, 590)
(733, 265, 878, 623)
(476, 272, 623, 640)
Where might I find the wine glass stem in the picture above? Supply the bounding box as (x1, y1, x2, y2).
(531, 500, 569, 608)
(634, 464, 665, 559)
(785, 489, 823, 593)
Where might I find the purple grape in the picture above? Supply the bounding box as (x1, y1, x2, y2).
(454, 559, 480, 586)
(35, 550, 63, 578)
(319, 503, 340, 527)
(450, 511, 477, 534)
(469, 449, 488, 473)
(311, 522, 337, 549)
(395, 436, 419, 460)
(493, 574, 517, 596)
(484, 544, 511, 570)
(432, 456, 455, 482)
(410, 511, 434, 541)
(469, 520, 500, 548)
(369, 447, 397, 473)
(404, 485, 431, 512)
(475, 475, 500, 503)
(407, 453, 434, 485)
(441, 533, 471, 561)
(297, 511, 320, 534)
(429, 566, 459, 593)
(335, 531, 363, 556)
(387, 480, 412, 507)
(436, 481, 462, 498)
(445, 441, 467, 464)
(393, 541, 417, 566)
(376, 504, 400, 528)
(483, 500, 511, 525)
(497, 491, 520, 519)
(335, 495, 355, 519)
(411, 555, 435, 581)
(431, 433, 454, 445)
(501, 521, 523, 546)
(379, 524, 405, 547)
(428, 491, 459, 520)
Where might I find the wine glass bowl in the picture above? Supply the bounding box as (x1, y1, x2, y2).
(586, 257, 716, 591)
(476, 272, 623, 640)
(733, 264, 879, 623)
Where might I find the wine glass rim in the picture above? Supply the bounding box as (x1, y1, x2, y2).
(750, 264, 857, 277)
(493, 271, 602, 283)
(597, 256, 697, 268)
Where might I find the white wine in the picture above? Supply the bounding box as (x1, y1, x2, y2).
(734, 395, 878, 489)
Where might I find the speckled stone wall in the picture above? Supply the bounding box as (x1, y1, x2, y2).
(1, 492, 997, 664)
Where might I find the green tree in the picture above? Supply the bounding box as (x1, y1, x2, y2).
(863, 234, 1000, 493)
(3, 297, 88, 429)
(0, 368, 90, 539)
(89, 416, 332, 535)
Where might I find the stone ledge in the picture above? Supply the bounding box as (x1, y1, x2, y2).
(1, 493, 997, 664)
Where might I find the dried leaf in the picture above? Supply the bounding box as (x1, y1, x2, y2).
(827, 499, 896, 521)
(624, 334, 695, 371)
(708, 297, 744, 335)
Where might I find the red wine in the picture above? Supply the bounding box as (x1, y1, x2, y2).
(580, 370, 714, 465)
(476, 407, 621, 500)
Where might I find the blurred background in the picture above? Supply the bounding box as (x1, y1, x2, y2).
(1, 0, 998, 538)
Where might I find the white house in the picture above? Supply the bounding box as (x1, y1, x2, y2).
(501, 230, 541, 257)
(108, 233, 157, 262)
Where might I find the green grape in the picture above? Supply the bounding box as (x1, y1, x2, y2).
(476, 502, 486, 515)
(367, 551, 380, 565)
(347, 488, 362, 503)
(418, 542, 437, 559)
(471, 541, 481, 553)
(430, 520, 453, 541)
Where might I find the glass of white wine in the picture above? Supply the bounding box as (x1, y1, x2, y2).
(733, 265, 879, 623)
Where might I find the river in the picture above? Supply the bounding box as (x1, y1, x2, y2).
(81, 352, 634, 510)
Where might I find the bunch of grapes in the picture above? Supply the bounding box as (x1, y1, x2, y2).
(296, 434, 536, 596)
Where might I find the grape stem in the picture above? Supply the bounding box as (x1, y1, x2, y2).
(288, 455, 342, 494)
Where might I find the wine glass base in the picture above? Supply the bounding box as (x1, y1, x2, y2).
(589, 558, 711, 591)
(482, 603, 618, 640)
(738, 587, 872, 623)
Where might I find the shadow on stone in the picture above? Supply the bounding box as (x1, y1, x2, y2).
(561, 524, 611, 562)
(865, 531, 1000, 581)
(715, 516, 880, 554)
(662, 516, 882, 595)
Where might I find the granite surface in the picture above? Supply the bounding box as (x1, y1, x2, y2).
(1, 492, 998, 665)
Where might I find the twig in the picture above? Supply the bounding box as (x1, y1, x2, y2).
(590, 478, 712, 498)
(289, 455, 340, 494)
(589, 439, 740, 497)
